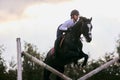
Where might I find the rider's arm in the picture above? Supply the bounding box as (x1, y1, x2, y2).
(59, 23, 68, 31)
(59, 19, 74, 31)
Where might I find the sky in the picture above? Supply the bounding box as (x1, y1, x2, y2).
(0, 0, 120, 66)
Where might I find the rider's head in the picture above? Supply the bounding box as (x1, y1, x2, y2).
(70, 9, 79, 21)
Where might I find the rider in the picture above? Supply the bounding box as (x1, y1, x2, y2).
(54, 9, 80, 56)
(56, 9, 80, 38)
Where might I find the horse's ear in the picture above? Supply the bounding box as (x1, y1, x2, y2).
(90, 17, 92, 21)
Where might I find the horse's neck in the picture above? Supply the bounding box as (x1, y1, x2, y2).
(71, 23, 82, 38)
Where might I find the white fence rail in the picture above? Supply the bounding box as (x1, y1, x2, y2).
(78, 57, 119, 80)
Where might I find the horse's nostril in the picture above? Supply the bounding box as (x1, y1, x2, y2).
(87, 38, 92, 42)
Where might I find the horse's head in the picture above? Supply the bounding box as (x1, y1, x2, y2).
(80, 17, 93, 42)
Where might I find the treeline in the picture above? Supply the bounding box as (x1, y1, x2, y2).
(0, 37, 120, 80)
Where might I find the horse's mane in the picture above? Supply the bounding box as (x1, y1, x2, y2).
(80, 16, 88, 22)
(68, 16, 87, 30)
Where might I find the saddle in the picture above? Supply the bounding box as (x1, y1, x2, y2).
(50, 47, 55, 55)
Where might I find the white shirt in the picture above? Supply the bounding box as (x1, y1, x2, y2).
(59, 19, 77, 31)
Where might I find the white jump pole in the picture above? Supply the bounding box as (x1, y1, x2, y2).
(16, 38, 72, 80)
(17, 38, 22, 80)
(78, 57, 119, 80)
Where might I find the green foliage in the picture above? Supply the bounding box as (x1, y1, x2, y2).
(22, 42, 44, 80)
(6, 69, 17, 80)
(88, 53, 120, 80)
(7, 57, 17, 80)
(116, 35, 120, 56)
(0, 45, 7, 80)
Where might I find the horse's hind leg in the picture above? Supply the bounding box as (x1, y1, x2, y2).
(43, 68, 51, 80)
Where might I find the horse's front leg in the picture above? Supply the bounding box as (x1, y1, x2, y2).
(73, 51, 89, 68)
(73, 58, 80, 68)
(43, 68, 51, 80)
(56, 66, 64, 80)
(81, 52, 89, 67)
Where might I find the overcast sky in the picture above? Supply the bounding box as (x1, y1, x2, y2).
(0, 0, 120, 65)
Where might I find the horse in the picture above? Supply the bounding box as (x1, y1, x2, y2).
(43, 16, 93, 80)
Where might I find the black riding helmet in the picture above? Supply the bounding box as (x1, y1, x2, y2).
(70, 9, 79, 16)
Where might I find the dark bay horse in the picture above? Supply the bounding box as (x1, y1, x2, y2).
(43, 17, 93, 80)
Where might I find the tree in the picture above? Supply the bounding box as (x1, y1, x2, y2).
(7, 69, 17, 80)
(22, 42, 44, 80)
(88, 53, 120, 80)
(116, 35, 120, 56)
(0, 45, 7, 80)
(6, 57, 17, 80)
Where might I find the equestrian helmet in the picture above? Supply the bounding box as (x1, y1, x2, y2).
(70, 9, 79, 16)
